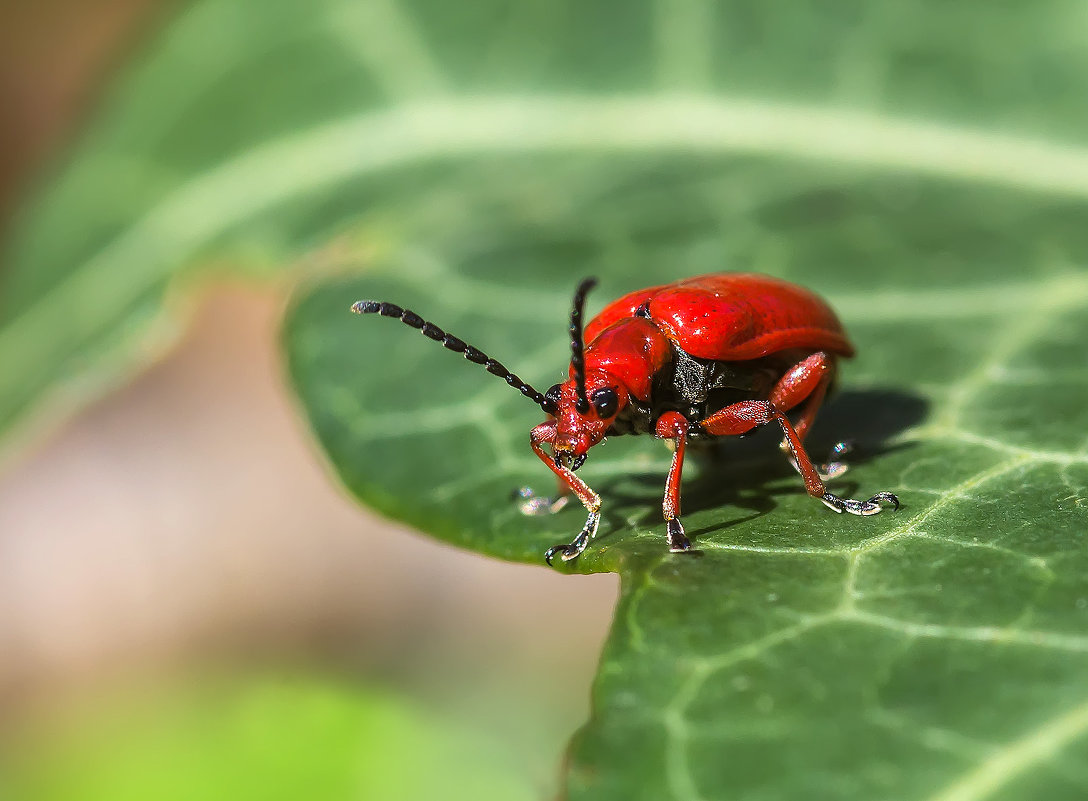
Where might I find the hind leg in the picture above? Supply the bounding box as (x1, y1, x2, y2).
(769, 352, 849, 481)
(698, 390, 898, 516)
(770, 352, 832, 441)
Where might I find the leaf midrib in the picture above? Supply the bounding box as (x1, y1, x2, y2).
(7, 92, 1088, 402)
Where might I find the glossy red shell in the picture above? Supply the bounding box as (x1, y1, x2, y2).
(571, 317, 670, 400)
(584, 273, 853, 362)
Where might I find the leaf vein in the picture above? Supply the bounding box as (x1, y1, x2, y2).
(926, 695, 1088, 801)
(11, 94, 1088, 403)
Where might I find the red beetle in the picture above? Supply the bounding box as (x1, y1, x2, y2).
(353, 273, 898, 564)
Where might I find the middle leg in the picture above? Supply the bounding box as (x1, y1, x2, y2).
(655, 411, 694, 552)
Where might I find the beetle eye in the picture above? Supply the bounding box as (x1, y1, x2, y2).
(544, 383, 562, 411)
(590, 387, 619, 419)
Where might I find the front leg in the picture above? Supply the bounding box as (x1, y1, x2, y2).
(525, 421, 602, 564)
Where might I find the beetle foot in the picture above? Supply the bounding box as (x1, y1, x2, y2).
(783, 439, 852, 482)
(667, 517, 692, 552)
(544, 542, 582, 564)
(544, 510, 601, 565)
(515, 486, 570, 516)
(820, 490, 900, 516)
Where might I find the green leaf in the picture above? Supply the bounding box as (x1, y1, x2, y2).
(6, 0, 1088, 797)
(288, 243, 1088, 800)
(3, 674, 535, 801)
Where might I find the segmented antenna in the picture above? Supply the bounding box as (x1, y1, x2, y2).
(569, 277, 598, 414)
(352, 300, 555, 413)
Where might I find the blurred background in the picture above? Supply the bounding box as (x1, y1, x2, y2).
(0, 2, 616, 799)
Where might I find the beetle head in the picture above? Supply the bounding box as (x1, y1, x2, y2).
(540, 276, 625, 470)
(544, 370, 629, 469)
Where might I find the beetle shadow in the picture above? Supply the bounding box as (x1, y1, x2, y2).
(601, 388, 930, 544)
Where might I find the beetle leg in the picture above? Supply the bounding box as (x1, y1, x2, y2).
(802, 440, 853, 482)
(524, 421, 603, 564)
(770, 352, 833, 440)
(700, 401, 900, 516)
(786, 447, 850, 483)
(655, 412, 693, 553)
(819, 490, 900, 515)
(768, 352, 849, 481)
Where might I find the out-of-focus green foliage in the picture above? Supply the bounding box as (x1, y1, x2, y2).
(3, 675, 534, 801)
(5, 0, 1088, 445)
(5, 0, 1088, 798)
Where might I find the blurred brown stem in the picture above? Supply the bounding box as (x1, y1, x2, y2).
(0, 0, 166, 235)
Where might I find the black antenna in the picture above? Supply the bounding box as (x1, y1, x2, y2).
(352, 300, 555, 413)
(569, 278, 597, 414)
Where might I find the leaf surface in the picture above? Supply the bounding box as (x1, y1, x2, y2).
(288, 243, 1088, 800)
